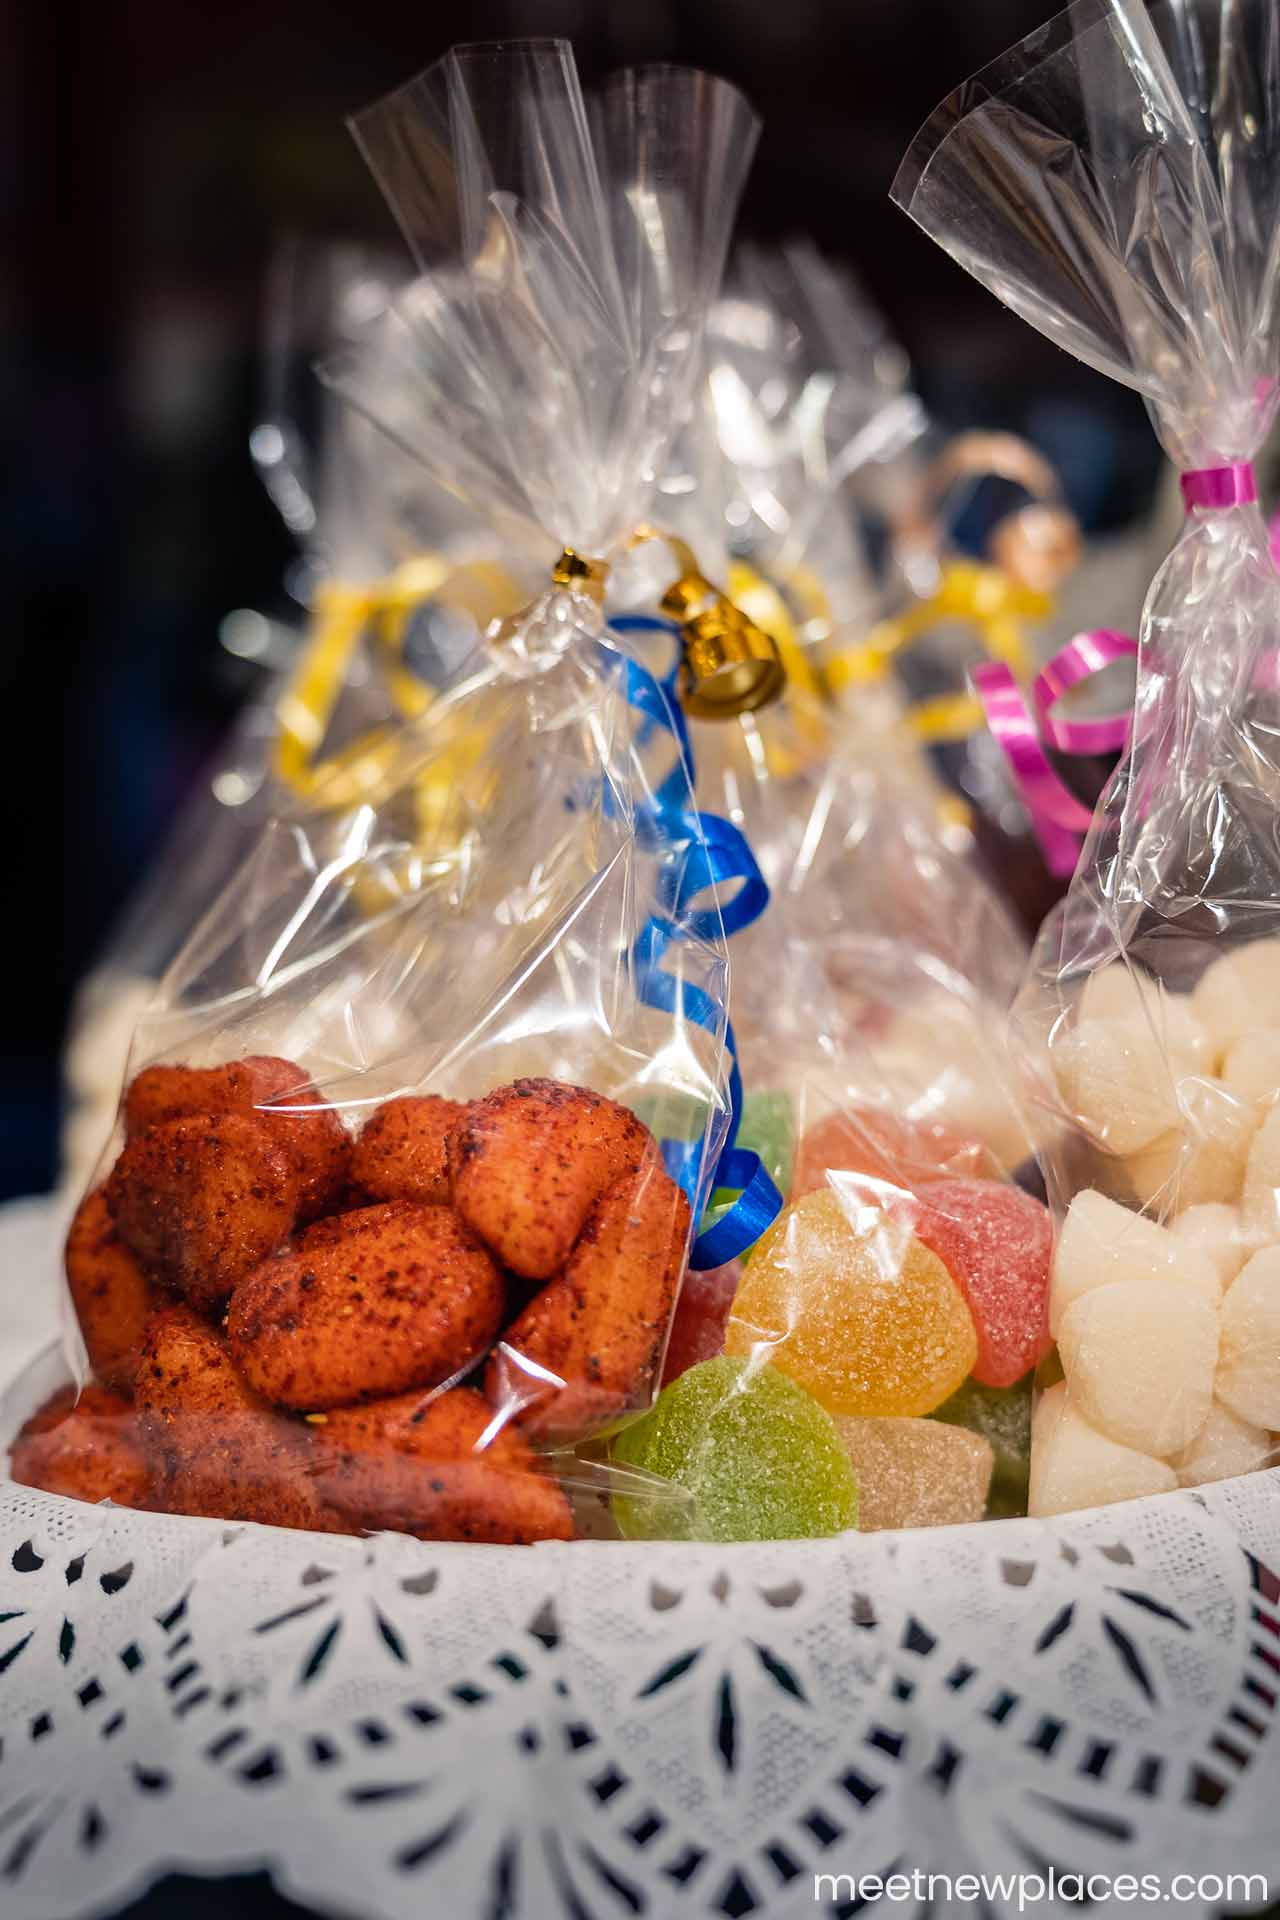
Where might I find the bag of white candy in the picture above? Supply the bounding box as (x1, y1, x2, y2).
(894, 0, 1280, 1514)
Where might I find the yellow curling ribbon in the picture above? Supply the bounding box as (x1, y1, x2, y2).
(274, 556, 524, 812)
(824, 558, 1047, 746)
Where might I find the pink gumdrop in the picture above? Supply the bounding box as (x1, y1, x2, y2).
(661, 1261, 741, 1386)
(914, 1179, 1052, 1389)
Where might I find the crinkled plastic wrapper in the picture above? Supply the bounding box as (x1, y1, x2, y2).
(28, 44, 770, 1548)
(894, 0, 1280, 1516)
(572, 242, 1046, 1541)
(62, 244, 529, 1195)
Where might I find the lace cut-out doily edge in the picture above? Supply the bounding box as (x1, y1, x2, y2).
(1, 1342, 1279, 1920)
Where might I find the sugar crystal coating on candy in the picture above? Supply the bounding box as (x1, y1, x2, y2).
(1029, 1381, 1177, 1517)
(1056, 1278, 1218, 1457)
(931, 1375, 1031, 1518)
(913, 1178, 1052, 1387)
(1120, 1078, 1256, 1212)
(792, 1108, 989, 1208)
(832, 1416, 992, 1531)
(1221, 1030, 1280, 1110)
(1050, 1189, 1220, 1337)
(724, 1189, 977, 1417)
(1169, 1204, 1251, 1292)
(611, 1355, 858, 1542)
(1240, 1104, 1280, 1239)
(1173, 1400, 1273, 1489)
(1080, 964, 1210, 1071)
(1216, 1246, 1280, 1429)
(735, 1090, 795, 1199)
(1055, 1017, 1183, 1155)
(1191, 939, 1280, 1060)
(661, 1260, 739, 1385)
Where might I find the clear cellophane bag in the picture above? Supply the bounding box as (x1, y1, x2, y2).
(61, 244, 528, 1195)
(894, 0, 1280, 1516)
(26, 43, 787, 1550)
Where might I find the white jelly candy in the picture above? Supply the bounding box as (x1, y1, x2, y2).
(1191, 939, 1280, 1062)
(1056, 1017, 1182, 1154)
(1169, 1204, 1250, 1292)
(1221, 1030, 1280, 1110)
(1216, 1246, 1280, 1429)
(1173, 1400, 1273, 1489)
(1241, 1104, 1280, 1239)
(1081, 965, 1210, 1070)
(1029, 1381, 1178, 1518)
(1121, 1077, 1256, 1212)
(1050, 1189, 1221, 1337)
(1057, 1278, 1218, 1456)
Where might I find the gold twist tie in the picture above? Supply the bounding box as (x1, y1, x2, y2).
(551, 546, 609, 604)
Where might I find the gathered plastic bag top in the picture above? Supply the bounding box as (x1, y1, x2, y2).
(22, 43, 805, 1550)
(894, 0, 1280, 1516)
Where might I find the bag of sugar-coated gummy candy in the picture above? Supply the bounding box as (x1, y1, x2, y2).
(599, 272, 1049, 1542)
(27, 43, 783, 1549)
(611, 765, 1051, 1543)
(894, 0, 1280, 1517)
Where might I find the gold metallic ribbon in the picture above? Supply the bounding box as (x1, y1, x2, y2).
(623, 530, 786, 719)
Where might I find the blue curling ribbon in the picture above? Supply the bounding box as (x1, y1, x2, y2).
(607, 614, 783, 1268)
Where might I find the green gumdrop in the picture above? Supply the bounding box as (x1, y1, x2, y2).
(612, 1354, 858, 1543)
(931, 1375, 1032, 1519)
(736, 1090, 795, 1199)
(697, 1090, 795, 1253)
(628, 1091, 706, 1144)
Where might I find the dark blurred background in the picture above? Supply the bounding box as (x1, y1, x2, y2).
(11, 0, 1160, 1203)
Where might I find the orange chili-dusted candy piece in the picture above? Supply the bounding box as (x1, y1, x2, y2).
(135, 1304, 325, 1530)
(65, 1186, 155, 1390)
(10, 1385, 151, 1510)
(791, 1107, 991, 1204)
(349, 1095, 469, 1206)
(488, 1162, 690, 1442)
(449, 1078, 656, 1280)
(108, 1112, 304, 1311)
(227, 1201, 506, 1410)
(314, 1386, 573, 1543)
(123, 1056, 349, 1219)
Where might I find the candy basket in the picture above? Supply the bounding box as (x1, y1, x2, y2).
(0, 1248, 1276, 1920)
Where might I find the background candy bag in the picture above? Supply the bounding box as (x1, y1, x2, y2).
(894, 0, 1280, 1516)
(61, 244, 527, 1196)
(37, 43, 772, 1547)
(594, 262, 1047, 1542)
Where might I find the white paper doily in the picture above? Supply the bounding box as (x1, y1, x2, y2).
(1, 1198, 1277, 1920)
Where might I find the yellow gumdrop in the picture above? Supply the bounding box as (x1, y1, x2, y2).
(725, 1189, 978, 1416)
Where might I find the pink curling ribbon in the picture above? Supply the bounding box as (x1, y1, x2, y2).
(974, 460, 1275, 878)
(973, 631, 1138, 878)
